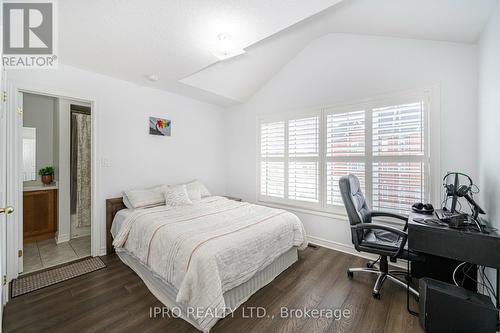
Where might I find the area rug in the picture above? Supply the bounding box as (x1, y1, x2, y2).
(11, 257, 106, 298)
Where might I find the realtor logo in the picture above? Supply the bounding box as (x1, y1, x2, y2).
(2, 1, 57, 68)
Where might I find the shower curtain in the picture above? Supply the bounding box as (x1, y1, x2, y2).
(71, 113, 91, 228)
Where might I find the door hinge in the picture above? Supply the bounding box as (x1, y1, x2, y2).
(16, 107, 23, 115)
(2, 275, 6, 286)
(2, 91, 6, 102)
(18, 249, 23, 257)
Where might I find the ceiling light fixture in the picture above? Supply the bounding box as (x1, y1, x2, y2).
(146, 74, 159, 82)
(210, 33, 245, 61)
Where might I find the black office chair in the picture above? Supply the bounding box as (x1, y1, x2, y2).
(339, 174, 420, 299)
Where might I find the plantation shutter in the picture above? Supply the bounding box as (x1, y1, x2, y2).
(372, 102, 426, 212)
(288, 116, 320, 203)
(260, 121, 285, 198)
(325, 110, 366, 205)
(258, 90, 429, 217)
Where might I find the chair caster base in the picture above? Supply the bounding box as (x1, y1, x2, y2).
(347, 259, 419, 301)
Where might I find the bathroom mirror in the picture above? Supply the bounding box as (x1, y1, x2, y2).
(22, 127, 37, 181)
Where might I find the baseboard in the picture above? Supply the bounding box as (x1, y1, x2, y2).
(3, 284, 9, 305)
(71, 228, 91, 239)
(56, 233, 70, 244)
(308, 235, 375, 259)
(98, 247, 107, 256)
(70, 232, 91, 240)
(307, 235, 406, 269)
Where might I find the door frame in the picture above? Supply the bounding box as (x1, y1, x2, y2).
(6, 81, 100, 280)
(1, 70, 8, 322)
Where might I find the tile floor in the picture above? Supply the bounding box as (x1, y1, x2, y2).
(23, 235, 91, 274)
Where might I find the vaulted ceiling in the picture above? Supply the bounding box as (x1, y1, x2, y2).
(59, 0, 496, 106)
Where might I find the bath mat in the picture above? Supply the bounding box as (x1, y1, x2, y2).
(11, 257, 106, 298)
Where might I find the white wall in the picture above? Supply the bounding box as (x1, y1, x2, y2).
(7, 64, 227, 254)
(478, 0, 500, 297)
(225, 33, 478, 251)
(23, 93, 56, 181)
(479, 1, 500, 233)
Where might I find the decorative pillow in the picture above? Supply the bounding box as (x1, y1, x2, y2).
(122, 185, 165, 209)
(164, 184, 193, 207)
(186, 180, 211, 198)
(186, 186, 202, 202)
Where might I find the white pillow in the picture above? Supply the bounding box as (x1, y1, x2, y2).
(162, 183, 201, 202)
(122, 195, 134, 210)
(164, 184, 193, 207)
(123, 185, 165, 209)
(186, 180, 211, 198)
(186, 186, 202, 202)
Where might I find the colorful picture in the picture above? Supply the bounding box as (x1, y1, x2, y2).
(149, 117, 171, 136)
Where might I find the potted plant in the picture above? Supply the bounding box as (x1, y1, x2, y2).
(39, 166, 55, 185)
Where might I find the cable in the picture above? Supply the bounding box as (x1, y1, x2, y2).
(457, 264, 497, 300)
(463, 266, 494, 296)
(481, 267, 496, 292)
(442, 195, 463, 212)
(480, 266, 498, 299)
(461, 263, 474, 287)
(453, 262, 467, 286)
(370, 257, 380, 266)
(441, 195, 449, 210)
(470, 215, 482, 232)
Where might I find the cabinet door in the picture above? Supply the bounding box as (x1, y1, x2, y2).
(23, 190, 57, 242)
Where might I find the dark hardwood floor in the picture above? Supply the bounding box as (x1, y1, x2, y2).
(3, 246, 423, 333)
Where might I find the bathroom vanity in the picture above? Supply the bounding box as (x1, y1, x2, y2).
(23, 184, 58, 243)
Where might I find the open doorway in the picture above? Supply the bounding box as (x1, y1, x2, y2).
(21, 93, 92, 274)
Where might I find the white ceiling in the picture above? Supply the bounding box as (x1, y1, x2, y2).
(59, 0, 496, 106)
(59, 0, 342, 105)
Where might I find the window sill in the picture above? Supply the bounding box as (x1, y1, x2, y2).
(258, 201, 348, 220)
(257, 200, 407, 227)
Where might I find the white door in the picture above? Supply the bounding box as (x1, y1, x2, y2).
(1, 70, 15, 328)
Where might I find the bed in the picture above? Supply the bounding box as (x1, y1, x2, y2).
(106, 195, 307, 332)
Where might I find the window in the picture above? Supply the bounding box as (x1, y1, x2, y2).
(288, 116, 319, 203)
(258, 91, 430, 214)
(371, 102, 426, 212)
(260, 121, 285, 198)
(325, 110, 366, 206)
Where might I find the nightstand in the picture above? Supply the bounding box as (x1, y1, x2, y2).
(223, 196, 242, 202)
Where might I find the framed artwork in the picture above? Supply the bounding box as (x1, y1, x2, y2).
(149, 117, 171, 136)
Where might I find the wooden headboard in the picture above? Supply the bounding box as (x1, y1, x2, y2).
(106, 197, 126, 254)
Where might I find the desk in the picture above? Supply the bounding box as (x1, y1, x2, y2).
(408, 211, 500, 308)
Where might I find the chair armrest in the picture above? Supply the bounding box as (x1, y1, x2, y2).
(371, 211, 407, 221)
(371, 211, 409, 231)
(351, 223, 408, 257)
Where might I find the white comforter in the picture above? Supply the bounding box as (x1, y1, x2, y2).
(113, 196, 307, 331)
